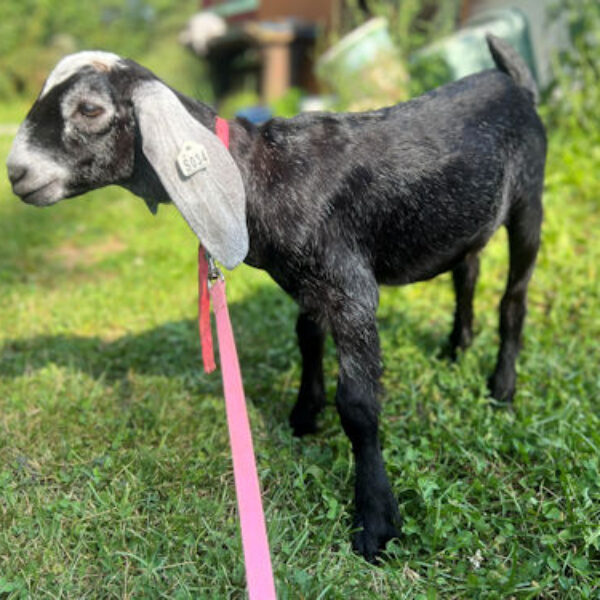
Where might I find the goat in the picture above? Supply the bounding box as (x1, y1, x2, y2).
(6, 35, 546, 561)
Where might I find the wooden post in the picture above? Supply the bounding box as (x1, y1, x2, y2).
(245, 22, 294, 102)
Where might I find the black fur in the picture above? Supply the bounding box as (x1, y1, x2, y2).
(204, 37, 545, 560)
(7, 35, 546, 561)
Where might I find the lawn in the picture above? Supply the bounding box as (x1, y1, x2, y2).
(0, 105, 599, 599)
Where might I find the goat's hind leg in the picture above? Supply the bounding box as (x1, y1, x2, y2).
(449, 252, 480, 359)
(290, 312, 326, 436)
(489, 196, 542, 403)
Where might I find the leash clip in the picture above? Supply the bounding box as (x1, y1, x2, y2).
(206, 251, 224, 285)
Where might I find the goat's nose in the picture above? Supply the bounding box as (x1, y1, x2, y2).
(7, 163, 28, 186)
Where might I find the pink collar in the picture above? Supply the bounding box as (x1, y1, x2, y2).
(215, 116, 230, 148)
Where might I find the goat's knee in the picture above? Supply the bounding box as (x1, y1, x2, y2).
(336, 376, 379, 446)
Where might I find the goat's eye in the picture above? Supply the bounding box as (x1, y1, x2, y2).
(78, 102, 104, 118)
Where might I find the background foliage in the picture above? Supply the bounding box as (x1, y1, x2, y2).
(543, 0, 600, 134)
(0, 0, 211, 102)
(339, 0, 460, 57)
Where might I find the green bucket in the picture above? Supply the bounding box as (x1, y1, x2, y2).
(412, 8, 538, 89)
(316, 17, 397, 84)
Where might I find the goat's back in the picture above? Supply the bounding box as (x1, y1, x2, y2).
(247, 69, 546, 285)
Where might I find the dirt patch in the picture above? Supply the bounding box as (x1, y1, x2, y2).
(51, 236, 127, 269)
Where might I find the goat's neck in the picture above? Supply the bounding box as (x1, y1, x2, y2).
(227, 117, 317, 276)
(226, 118, 269, 270)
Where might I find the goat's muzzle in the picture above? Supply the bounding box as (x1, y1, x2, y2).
(7, 128, 68, 206)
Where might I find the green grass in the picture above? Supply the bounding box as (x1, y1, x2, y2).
(0, 112, 599, 599)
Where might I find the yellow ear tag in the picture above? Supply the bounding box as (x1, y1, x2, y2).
(177, 141, 209, 178)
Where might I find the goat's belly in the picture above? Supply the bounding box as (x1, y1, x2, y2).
(370, 186, 503, 285)
(376, 257, 458, 286)
(374, 229, 491, 286)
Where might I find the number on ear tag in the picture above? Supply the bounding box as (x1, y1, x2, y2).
(177, 141, 209, 178)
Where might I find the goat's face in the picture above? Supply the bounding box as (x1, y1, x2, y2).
(6, 52, 248, 269)
(7, 52, 137, 206)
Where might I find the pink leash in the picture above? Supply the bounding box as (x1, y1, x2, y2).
(197, 117, 277, 600)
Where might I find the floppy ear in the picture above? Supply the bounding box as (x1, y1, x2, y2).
(131, 80, 248, 269)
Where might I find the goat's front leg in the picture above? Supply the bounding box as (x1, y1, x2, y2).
(331, 303, 401, 561)
(290, 312, 326, 436)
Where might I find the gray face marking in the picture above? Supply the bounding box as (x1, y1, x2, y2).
(7, 123, 68, 206)
(40, 51, 121, 98)
(60, 78, 117, 141)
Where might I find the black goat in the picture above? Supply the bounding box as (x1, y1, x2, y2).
(6, 35, 546, 561)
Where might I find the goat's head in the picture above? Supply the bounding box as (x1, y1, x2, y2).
(6, 52, 248, 269)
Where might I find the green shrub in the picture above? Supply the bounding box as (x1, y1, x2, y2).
(270, 87, 303, 118)
(0, 0, 202, 102)
(543, 0, 600, 134)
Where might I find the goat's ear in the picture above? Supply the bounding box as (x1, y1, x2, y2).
(131, 81, 248, 269)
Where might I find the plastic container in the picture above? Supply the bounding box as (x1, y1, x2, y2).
(315, 17, 408, 108)
(316, 17, 397, 83)
(412, 8, 538, 87)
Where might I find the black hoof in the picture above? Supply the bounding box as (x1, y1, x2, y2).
(487, 372, 515, 405)
(352, 514, 402, 563)
(289, 405, 320, 437)
(289, 390, 325, 437)
(290, 415, 319, 437)
(447, 328, 473, 362)
(351, 491, 402, 562)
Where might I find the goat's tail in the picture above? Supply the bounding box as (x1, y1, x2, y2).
(486, 34, 539, 104)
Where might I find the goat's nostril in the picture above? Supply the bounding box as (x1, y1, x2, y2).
(7, 164, 28, 186)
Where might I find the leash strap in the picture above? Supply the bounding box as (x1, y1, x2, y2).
(198, 246, 216, 373)
(197, 116, 277, 600)
(209, 276, 277, 600)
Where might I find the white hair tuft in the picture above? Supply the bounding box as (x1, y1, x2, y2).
(41, 51, 122, 98)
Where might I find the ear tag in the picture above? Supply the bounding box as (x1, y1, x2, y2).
(177, 141, 209, 178)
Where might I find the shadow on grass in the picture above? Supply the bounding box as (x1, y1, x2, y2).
(0, 283, 453, 424)
(0, 287, 293, 371)
(379, 310, 450, 359)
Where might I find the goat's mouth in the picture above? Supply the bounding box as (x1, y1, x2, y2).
(16, 179, 64, 206)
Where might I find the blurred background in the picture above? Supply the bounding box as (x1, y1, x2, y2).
(0, 0, 597, 128)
